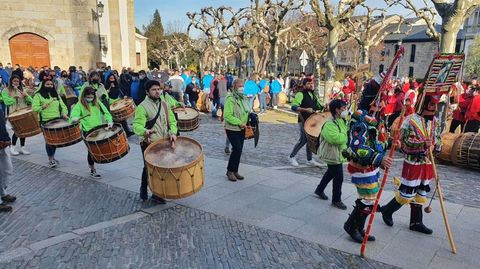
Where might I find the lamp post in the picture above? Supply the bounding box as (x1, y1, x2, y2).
(397, 40, 402, 78)
(92, 1, 105, 60)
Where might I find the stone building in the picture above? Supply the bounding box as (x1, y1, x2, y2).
(0, 0, 147, 71)
(372, 23, 470, 79)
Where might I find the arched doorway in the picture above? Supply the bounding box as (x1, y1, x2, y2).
(9, 33, 50, 68)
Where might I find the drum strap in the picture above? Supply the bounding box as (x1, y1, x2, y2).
(145, 101, 170, 132)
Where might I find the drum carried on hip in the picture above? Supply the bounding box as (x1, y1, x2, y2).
(174, 107, 199, 132)
(110, 98, 135, 122)
(144, 137, 204, 199)
(7, 107, 42, 138)
(452, 132, 480, 170)
(437, 132, 462, 163)
(304, 112, 329, 154)
(83, 124, 129, 163)
(41, 118, 82, 147)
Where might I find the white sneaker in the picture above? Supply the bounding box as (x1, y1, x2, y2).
(307, 159, 322, 167)
(10, 146, 19, 156)
(274, 105, 278, 109)
(289, 156, 299, 167)
(19, 147, 30, 155)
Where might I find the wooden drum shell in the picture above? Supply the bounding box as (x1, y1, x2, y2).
(7, 108, 42, 138)
(174, 107, 199, 132)
(110, 98, 135, 122)
(304, 112, 329, 155)
(437, 132, 462, 163)
(452, 132, 480, 170)
(144, 137, 204, 199)
(41, 119, 82, 147)
(83, 124, 130, 164)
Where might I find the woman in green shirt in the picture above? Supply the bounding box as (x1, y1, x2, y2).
(224, 79, 250, 182)
(32, 78, 68, 168)
(70, 87, 113, 178)
(2, 75, 33, 155)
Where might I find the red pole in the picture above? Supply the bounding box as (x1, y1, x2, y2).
(360, 108, 406, 257)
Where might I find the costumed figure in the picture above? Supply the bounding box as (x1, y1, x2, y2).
(381, 94, 442, 235)
(342, 72, 392, 243)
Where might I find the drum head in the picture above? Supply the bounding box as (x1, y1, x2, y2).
(9, 107, 32, 117)
(85, 125, 122, 141)
(43, 119, 71, 129)
(305, 113, 328, 137)
(110, 98, 132, 110)
(145, 137, 202, 168)
(175, 108, 199, 120)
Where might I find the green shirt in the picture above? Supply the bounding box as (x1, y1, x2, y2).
(291, 91, 325, 111)
(1, 88, 33, 113)
(133, 97, 178, 142)
(80, 82, 108, 101)
(32, 93, 68, 123)
(224, 93, 250, 131)
(69, 102, 113, 132)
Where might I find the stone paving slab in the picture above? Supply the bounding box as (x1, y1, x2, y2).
(0, 206, 396, 269)
(0, 159, 150, 253)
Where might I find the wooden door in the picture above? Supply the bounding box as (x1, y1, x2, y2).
(9, 33, 50, 68)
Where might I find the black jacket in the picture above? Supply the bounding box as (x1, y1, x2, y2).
(0, 108, 10, 142)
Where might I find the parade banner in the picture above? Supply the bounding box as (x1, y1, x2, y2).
(423, 53, 465, 94)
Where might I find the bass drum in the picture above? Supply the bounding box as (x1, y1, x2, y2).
(83, 124, 130, 163)
(437, 132, 462, 164)
(41, 118, 82, 147)
(452, 132, 480, 170)
(304, 112, 329, 154)
(174, 107, 200, 132)
(7, 107, 42, 138)
(144, 137, 204, 199)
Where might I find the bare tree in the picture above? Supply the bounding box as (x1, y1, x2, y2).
(310, 0, 365, 82)
(390, 0, 480, 53)
(342, 3, 410, 65)
(250, 0, 306, 74)
(279, 24, 307, 73)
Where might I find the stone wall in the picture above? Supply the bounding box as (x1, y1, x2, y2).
(0, 0, 137, 70)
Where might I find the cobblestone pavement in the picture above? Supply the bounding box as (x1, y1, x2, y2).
(2, 206, 396, 269)
(184, 111, 480, 208)
(0, 159, 150, 253)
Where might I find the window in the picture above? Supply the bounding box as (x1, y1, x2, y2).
(394, 44, 399, 54)
(408, 67, 414, 78)
(379, 64, 384, 73)
(410, 44, 416, 62)
(136, 53, 141, 66)
(393, 66, 398, 77)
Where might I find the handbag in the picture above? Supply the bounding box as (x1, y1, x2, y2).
(244, 125, 255, 139)
(317, 119, 341, 163)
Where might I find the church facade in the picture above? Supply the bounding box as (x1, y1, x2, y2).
(0, 0, 147, 70)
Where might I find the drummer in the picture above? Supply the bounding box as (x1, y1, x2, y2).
(80, 71, 109, 109)
(70, 86, 113, 178)
(105, 73, 134, 137)
(32, 77, 68, 168)
(133, 80, 178, 203)
(2, 75, 32, 155)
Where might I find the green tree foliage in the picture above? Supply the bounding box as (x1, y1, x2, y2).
(143, 9, 165, 65)
(466, 36, 480, 78)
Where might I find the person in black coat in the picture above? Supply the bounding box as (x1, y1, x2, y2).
(186, 76, 200, 110)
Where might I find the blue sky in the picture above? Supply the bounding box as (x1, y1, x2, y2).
(134, 0, 433, 34)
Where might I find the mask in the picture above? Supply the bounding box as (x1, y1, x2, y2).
(340, 110, 350, 119)
(85, 97, 94, 103)
(92, 79, 99, 84)
(139, 75, 145, 80)
(237, 87, 244, 95)
(62, 75, 68, 78)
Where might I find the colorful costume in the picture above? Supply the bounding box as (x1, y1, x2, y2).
(381, 96, 442, 235)
(343, 109, 388, 243)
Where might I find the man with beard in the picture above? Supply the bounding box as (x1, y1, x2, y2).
(288, 77, 324, 167)
(133, 80, 178, 203)
(380, 94, 442, 235)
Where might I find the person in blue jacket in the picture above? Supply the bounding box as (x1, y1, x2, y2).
(270, 74, 283, 109)
(244, 74, 260, 110)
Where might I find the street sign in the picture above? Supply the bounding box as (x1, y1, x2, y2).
(300, 59, 308, 67)
(300, 50, 309, 72)
(300, 50, 309, 60)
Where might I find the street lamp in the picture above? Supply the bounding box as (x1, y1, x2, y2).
(92, 1, 104, 20)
